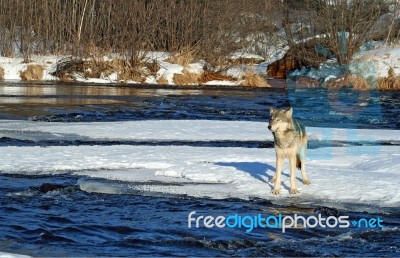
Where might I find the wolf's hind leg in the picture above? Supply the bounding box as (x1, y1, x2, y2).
(298, 143, 310, 185)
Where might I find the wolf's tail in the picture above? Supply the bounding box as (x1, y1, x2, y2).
(296, 154, 301, 169)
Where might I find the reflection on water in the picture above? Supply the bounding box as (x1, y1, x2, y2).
(0, 81, 399, 130)
(0, 86, 57, 95)
(0, 83, 214, 96)
(0, 82, 288, 121)
(0, 97, 125, 105)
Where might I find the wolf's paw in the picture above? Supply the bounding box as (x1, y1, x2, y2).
(270, 177, 276, 183)
(302, 179, 311, 185)
(271, 188, 281, 195)
(290, 188, 300, 194)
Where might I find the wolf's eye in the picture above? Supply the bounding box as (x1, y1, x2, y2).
(276, 118, 280, 121)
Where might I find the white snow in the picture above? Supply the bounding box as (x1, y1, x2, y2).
(0, 252, 30, 258)
(0, 120, 399, 208)
(229, 52, 265, 62)
(156, 61, 184, 84)
(202, 80, 239, 86)
(351, 43, 400, 78)
(288, 41, 400, 84)
(0, 55, 59, 81)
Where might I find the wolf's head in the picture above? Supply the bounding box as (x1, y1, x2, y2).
(268, 107, 293, 132)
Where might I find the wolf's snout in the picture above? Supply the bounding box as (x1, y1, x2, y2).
(268, 125, 271, 130)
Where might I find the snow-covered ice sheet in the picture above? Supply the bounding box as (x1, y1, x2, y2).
(0, 120, 399, 208)
(0, 144, 399, 207)
(1, 120, 400, 143)
(0, 252, 30, 258)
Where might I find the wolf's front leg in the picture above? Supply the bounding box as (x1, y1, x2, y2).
(271, 156, 283, 195)
(270, 174, 276, 183)
(289, 156, 300, 194)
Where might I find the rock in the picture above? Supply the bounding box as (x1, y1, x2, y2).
(267, 53, 303, 79)
(39, 183, 66, 193)
(295, 76, 320, 87)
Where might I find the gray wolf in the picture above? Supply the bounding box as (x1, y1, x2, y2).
(268, 107, 310, 195)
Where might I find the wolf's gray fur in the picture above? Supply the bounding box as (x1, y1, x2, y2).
(268, 107, 310, 195)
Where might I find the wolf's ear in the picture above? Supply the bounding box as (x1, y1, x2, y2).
(285, 107, 293, 117)
(269, 107, 275, 115)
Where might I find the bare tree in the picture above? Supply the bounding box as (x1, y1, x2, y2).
(282, 0, 387, 67)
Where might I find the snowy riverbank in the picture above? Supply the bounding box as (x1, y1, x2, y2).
(1, 42, 399, 88)
(0, 52, 269, 87)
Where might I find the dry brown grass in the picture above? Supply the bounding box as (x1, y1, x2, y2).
(59, 73, 74, 82)
(377, 77, 392, 90)
(20, 64, 44, 81)
(173, 68, 201, 86)
(2, 48, 13, 58)
(347, 74, 369, 90)
(240, 70, 270, 87)
(0, 66, 4, 80)
(87, 57, 147, 82)
(145, 61, 160, 75)
(326, 73, 369, 89)
(117, 61, 144, 82)
(83, 60, 107, 78)
(52, 57, 150, 82)
(198, 69, 235, 83)
(83, 59, 120, 79)
(394, 77, 400, 90)
(166, 46, 198, 67)
(377, 67, 400, 90)
(156, 76, 168, 85)
(326, 68, 400, 90)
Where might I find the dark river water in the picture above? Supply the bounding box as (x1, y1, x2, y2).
(0, 81, 399, 257)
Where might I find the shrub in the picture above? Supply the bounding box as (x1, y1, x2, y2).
(145, 61, 160, 75)
(378, 67, 400, 90)
(156, 76, 168, 85)
(240, 70, 270, 87)
(198, 69, 235, 83)
(326, 73, 369, 89)
(347, 74, 369, 90)
(20, 64, 44, 81)
(173, 69, 201, 86)
(2, 48, 13, 58)
(51, 58, 84, 81)
(52, 57, 149, 82)
(0, 66, 4, 80)
(166, 46, 198, 67)
(117, 64, 144, 82)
